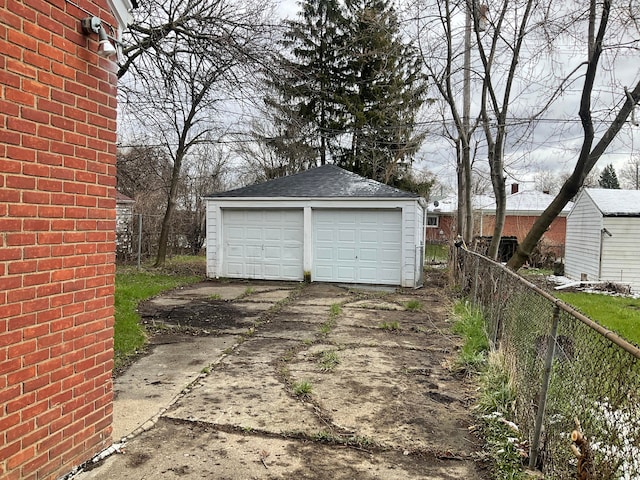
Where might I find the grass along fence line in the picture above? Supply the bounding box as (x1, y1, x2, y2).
(456, 247, 640, 480)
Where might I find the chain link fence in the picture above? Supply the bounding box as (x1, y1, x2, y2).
(455, 247, 640, 479)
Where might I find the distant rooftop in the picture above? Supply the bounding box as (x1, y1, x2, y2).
(428, 190, 573, 215)
(206, 164, 419, 199)
(480, 190, 573, 214)
(583, 188, 640, 216)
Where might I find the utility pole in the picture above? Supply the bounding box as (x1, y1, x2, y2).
(461, 0, 473, 243)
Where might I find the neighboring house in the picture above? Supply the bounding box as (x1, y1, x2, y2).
(205, 165, 426, 288)
(425, 194, 494, 242)
(478, 189, 573, 252)
(565, 188, 640, 292)
(1, 0, 132, 478)
(116, 192, 135, 258)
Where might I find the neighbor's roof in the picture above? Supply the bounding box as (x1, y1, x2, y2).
(583, 188, 640, 216)
(427, 194, 495, 214)
(206, 164, 419, 199)
(479, 190, 573, 215)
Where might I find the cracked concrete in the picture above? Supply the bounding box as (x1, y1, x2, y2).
(75, 274, 487, 479)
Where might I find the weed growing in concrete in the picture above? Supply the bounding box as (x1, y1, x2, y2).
(209, 293, 222, 300)
(292, 380, 313, 397)
(379, 321, 400, 331)
(319, 303, 342, 335)
(405, 299, 423, 311)
(318, 350, 340, 371)
(319, 320, 335, 334)
(244, 287, 255, 295)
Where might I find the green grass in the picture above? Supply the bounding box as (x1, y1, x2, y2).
(114, 268, 202, 369)
(555, 292, 640, 347)
(317, 350, 340, 371)
(476, 352, 525, 480)
(452, 301, 489, 373)
(405, 299, 423, 311)
(379, 321, 400, 331)
(425, 243, 448, 262)
(292, 380, 313, 397)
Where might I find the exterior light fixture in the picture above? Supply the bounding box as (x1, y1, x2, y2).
(81, 16, 117, 58)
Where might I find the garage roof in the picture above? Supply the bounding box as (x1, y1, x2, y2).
(206, 164, 419, 199)
(583, 188, 640, 216)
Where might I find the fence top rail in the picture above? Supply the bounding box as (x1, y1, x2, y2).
(461, 246, 640, 360)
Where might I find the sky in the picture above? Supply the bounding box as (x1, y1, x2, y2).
(274, 0, 640, 194)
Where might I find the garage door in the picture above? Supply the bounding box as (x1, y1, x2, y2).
(313, 209, 402, 285)
(222, 209, 303, 280)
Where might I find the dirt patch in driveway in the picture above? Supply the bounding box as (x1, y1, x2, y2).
(84, 272, 487, 479)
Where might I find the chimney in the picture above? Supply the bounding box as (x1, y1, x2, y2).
(511, 183, 519, 194)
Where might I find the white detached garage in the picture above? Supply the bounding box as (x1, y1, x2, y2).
(205, 165, 426, 288)
(565, 188, 640, 292)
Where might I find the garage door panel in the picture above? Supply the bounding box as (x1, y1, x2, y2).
(337, 266, 356, 280)
(222, 209, 303, 281)
(263, 228, 282, 241)
(313, 209, 401, 285)
(282, 246, 302, 261)
(315, 246, 333, 261)
(359, 248, 377, 261)
(337, 248, 355, 261)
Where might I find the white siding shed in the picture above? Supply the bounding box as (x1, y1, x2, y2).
(565, 188, 640, 292)
(205, 165, 426, 288)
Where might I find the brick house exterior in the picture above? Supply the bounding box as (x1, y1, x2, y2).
(1, 0, 130, 478)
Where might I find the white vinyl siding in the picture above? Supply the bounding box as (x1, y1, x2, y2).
(565, 192, 602, 282)
(206, 198, 425, 287)
(599, 217, 640, 290)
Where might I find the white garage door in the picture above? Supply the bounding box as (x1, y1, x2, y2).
(313, 209, 402, 285)
(222, 209, 303, 281)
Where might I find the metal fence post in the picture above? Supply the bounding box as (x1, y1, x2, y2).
(529, 304, 560, 469)
(137, 213, 143, 269)
(473, 259, 479, 304)
(491, 271, 504, 348)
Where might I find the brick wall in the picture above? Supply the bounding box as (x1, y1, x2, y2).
(0, 0, 118, 478)
(480, 214, 568, 246)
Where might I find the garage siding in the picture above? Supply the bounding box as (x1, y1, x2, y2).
(565, 193, 602, 281)
(206, 198, 425, 287)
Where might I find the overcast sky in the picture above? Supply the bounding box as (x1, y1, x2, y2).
(273, 0, 640, 193)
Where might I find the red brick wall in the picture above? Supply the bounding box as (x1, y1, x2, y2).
(480, 214, 567, 246)
(1, 0, 117, 478)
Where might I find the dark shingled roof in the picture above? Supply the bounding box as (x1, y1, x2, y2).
(206, 164, 418, 199)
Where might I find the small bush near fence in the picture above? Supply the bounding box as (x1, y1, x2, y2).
(454, 247, 640, 480)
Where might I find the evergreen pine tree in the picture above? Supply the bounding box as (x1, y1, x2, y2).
(262, 0, 426, 184)
(262, 0, 346, 170)
(337, 0, 427, 184)
(599, 164, 621, 189)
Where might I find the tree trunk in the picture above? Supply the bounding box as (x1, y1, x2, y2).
(507, 0, 640, 270)
(155, 149, 185, 267)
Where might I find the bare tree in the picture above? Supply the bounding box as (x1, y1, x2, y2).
(620, 155, 640, 189)
(508, 0, 640, 269)
(178, 145, 229, 254)
(118, 0, 276, 266)
(411, 0, 478, 243)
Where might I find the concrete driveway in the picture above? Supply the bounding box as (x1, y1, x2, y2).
(75, 273, 486, 479)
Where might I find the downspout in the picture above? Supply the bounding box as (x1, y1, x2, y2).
(598, 228, 612, 280)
